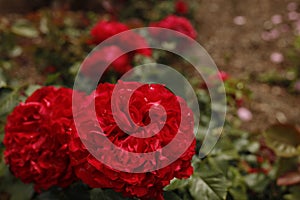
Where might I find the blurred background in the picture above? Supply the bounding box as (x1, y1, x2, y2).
(0, 0, 299, 133)
(0, 1, 300, 200)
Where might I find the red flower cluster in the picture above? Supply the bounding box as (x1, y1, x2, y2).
(150, 15, 197, 39)
(87, 20, 151, 74)
(4, 86, 76, 191)
(70, 81, 196, 200)
(4, 82, 196, 199)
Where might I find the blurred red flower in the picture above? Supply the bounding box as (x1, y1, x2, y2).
(90, 20, 128, 44)
(87, 20, 152, 75)
(175, 0, 188, 15)
(150, 15, 197, 39)
(81, 45, 132, 76)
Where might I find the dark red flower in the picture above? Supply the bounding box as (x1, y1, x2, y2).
(90, 20, 151, 57)
(70, 81, 195, 200)
(110, 31, 152, 57)
(235, 98, 244, 107)
(90, 20, 129, 44)
(218, 71, 229, 81)
(4, 86, 77, 192)
(175, 0, 188, 15)
(200, 70, 229, 89)
(45, 66, 56, 73)
(87, 20, 152, 75)
(81, 45, 132, 76)
(150, 15, 197, 39)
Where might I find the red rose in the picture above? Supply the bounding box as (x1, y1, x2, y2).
(90, 20, 151, 57)
(175, 0, 188, 15)
(4, 86, 77, 192)
(150, 15, 197, 39)
(218, 71, 229, 81)
(70, 81, 195, 200)
(81, 45, 132, 76)
(200, 70, 229, 89)
(45, 66, 56, 73)
(90, 20, 129, 44)
(109, 30, 152, 57)
(87, 20, 152, 75)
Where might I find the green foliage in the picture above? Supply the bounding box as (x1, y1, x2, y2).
(165, 157, 228, 200)
(0, 166, 34, 200)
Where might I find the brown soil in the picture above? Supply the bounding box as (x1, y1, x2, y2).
(196, 0, 300, 132)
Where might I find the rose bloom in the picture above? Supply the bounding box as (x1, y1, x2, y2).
(87, 20, 152, 75)
(89, 20, 151, 57)
(175, 0, 188, 15)
(200, 70, 229, 89)
(150, 15, 197, 39)
(70, 81, 196, 200)
(90, 20, 128, 44)
(4, 86, 77, 191)
(81, 45, 132, 76)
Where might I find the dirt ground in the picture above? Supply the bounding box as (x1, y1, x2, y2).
(196, 0, 300, 132)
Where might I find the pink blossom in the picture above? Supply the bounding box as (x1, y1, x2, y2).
(270, 29, 280, 39)
(271, 14, 282, 24)
(294, 80, 300, 92)
(288, 11, 299, 21)
(279, 24, 290, 33)
(294, 20, 300, 34)
(237, 107, 253, 122)
(270, 52, 284, 63)
(261, 31, 271, 41)
(287, 2, 298, 11)
(218, 71, 229, 81)
(233, 16, 246, 25)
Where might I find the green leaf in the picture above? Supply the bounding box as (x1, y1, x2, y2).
(90, 188, 131, 200)
(90, 188, 111, 200)
(0, 87, 20, 118)
(244, 173, 270, 193)
(188, 160, 228, 200)
(8, 181, 34, 200)
(164, 191, 183, 200)
(164, 178, 189, 191)
(34, 187, 62, 200)
(276, 157, 299, 177)
(0, 68, 7, 88)
(0, 152, 6, 177)
(284, 186, 300, 200)
(24, 85, 41, 97)
(227, 167, 247, 200)
(263, 124, 300, 157)
(11, 20, 39, 38)
(0, 168, 34, 200)
(45, 73, 61, 85)
(188, 172, 228, 200)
